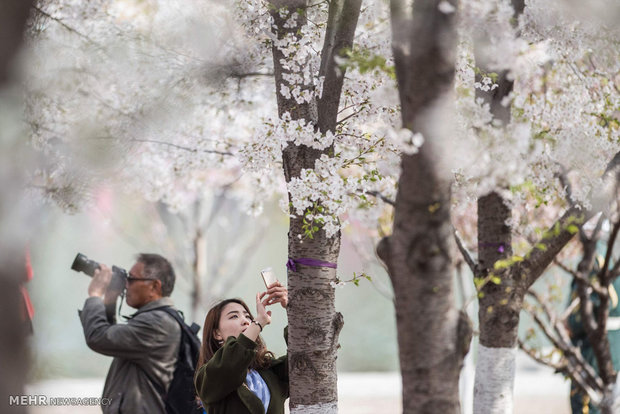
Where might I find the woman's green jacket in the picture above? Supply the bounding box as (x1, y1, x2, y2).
(195, 333, 288, 414)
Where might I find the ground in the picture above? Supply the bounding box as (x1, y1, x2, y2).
(24, 366, 569, 413)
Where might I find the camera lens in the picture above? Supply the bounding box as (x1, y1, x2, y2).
(71, 253, 100, 277)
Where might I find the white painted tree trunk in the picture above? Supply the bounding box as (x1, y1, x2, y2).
(600, 377, 620, 414)
(290, 402, 338, 414)
(473, 345, 517, 414)
(460, 341, 476, 414)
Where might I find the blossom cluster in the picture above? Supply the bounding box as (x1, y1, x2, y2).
(22, 0, 620, 250)
(453, 0, 619, 215)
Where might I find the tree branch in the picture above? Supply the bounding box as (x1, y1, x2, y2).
(229, 71, 274, 79)
(523, 206, 588, 288)
(556, 163, 576, 208)
(454, 229, 477, 274)
(366, 190, 395, 206)
(598, 218, 620, 286)
(317, 0, 362, 132)
(523, 150, 620, 288)
(517, 339, 563, 370)
(93, 136, 234, 156)
(524, 290, 604, 392)
(554, 259, 606, 297)
(32, 5, 101, 47)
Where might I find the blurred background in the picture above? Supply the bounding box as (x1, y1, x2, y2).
(3, 0, 606, 412)
(21, 192, 572, 413)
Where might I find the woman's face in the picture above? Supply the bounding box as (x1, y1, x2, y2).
(214, 302, 252, 342)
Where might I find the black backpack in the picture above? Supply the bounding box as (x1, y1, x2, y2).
(157, 307, 203, 414)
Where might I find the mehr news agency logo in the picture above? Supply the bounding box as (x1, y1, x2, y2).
(8, 395, 112, 406)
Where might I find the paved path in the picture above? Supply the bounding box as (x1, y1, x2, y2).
(24, 369, 569, 413)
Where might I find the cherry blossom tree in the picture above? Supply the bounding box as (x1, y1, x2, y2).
(25, 0, 400, 411)
(377, 0, 473, 412)
(21, 0, 620, 412)
(450, 1, 620, 412)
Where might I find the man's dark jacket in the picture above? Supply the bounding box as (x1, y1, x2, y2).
(80, 296, 181, 414)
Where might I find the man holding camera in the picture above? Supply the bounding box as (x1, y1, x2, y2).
(79, 253, 181, 414)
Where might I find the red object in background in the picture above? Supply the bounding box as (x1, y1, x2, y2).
(22, 248, 34, 323)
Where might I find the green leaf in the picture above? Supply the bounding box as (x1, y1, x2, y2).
(535, 243, 547, 251)
(494, 260, 510, 270)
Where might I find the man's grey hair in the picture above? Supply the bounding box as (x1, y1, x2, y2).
(136, 253, 175, 297)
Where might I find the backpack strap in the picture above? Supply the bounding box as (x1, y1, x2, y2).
(131, 306, 200, 396)
(156, 307, 201, 337)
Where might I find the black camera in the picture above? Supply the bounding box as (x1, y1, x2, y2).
(71, 253, 128, 293)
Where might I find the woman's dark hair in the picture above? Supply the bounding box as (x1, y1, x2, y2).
(196, 298, 273, 372)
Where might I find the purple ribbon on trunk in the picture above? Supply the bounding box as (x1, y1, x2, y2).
(479, 242, 507, 253)
(286, 258, 338, 272)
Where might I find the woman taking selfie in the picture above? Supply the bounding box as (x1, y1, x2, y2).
(194, 282, 288, 414)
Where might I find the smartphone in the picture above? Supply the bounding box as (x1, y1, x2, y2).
(261, 268, 278, 288)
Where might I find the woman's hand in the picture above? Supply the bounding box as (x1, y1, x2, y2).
(262, 281, 288, 309)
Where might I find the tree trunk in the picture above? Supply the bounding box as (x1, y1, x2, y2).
(378, 149, 471, 413)
(191, 228, 206, 323)
(470, 2, 525, 411)
(0, 1, 34, 412)
(474, 193, 524, 414)
(379, 0, 471, 412)
(267, 0, 361, 411)
(600, 379, 620, 414)
(287, 222, 343, 412)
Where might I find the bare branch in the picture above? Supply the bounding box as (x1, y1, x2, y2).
(229, 71, 274, 79)
(523, 206, 588, 288)
(93, 137, 234, 156)
(454, 229, 477, 274)
(599, 218, 620, 285)
(32, 6, 101, 47)
(524, 291, 604, 392)
(561, 297, 580, 321)
(337, 105, 368, 125)
(518, 339, 563, 371)
(556, 163, 576, 208)
(604, 151, 620, 177)
(317, 0, 362, 132)
(609, 258, 620, 282)
(554, 259, 606, 296)
(366, 190, 395, 206)
(519, 338, 601, 403)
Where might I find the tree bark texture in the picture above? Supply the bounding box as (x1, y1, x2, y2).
(476, 192, 522, 349)
(378, 149, 471, 413)
(0, 0, 32, 83)
(191, 228, 206, 323)
(381, 1, 471, 412)
(0, 1, 33, 413)
(268, 0, 361, 411)
(474, 193, 522, 414)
